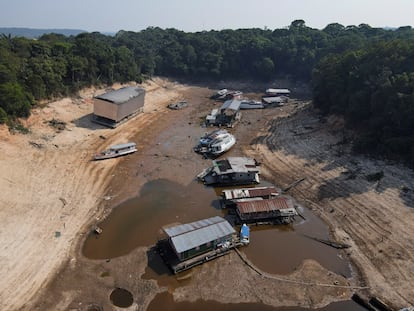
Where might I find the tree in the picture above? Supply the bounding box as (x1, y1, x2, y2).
(0, 82, 33, 118)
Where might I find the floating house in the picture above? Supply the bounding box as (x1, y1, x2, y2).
(92, 86, 145, 128)
(197, 156, 261, 186)
(235, 196, 298, 224)
(157, 216, 237, 273)
(221, 186, 280, 208)
(205, 99, 241, 127)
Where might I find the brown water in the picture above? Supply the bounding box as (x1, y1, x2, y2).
(83, 179, 350, 277)
(82, 178, 358, 310)
(147, 292, 367, 311)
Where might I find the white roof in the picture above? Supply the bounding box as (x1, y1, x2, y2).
(266, 88, 290, 94)
(163, 216, 235, 253)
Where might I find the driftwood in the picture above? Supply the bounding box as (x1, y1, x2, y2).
(282, 177, 306, 193)
(303, 234, 351, 249)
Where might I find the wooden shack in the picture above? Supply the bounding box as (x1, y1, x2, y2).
(235, 196, 298, 224)
(92, 86, 145, 128)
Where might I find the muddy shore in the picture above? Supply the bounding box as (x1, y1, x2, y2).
(0, 78, 413, 310)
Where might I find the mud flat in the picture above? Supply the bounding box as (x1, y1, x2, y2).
(0, 78, 413, 310)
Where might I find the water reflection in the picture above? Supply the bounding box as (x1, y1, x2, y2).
(147, 292, 367, 311)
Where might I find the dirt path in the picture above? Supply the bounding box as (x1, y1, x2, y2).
(1, 79, 413, 310)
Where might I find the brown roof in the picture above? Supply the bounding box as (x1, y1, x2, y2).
(236, 196, 294, 214)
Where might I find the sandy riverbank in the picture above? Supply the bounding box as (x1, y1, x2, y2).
(1, 78, 413, 310)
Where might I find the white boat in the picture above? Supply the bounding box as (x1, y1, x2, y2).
(240, 100, 265, 109)
(194, 129, 236, 156)
(93, 142, 137, 160)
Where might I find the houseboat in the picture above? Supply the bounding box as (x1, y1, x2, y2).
(93, 142, 137, 160)
(194, 129, 236, 157)
(157, 216, 240, 274)
(205, 99, 242, 127)
(221, 186, 280, 208)
(197, 156, 261, 186)
(235, 196, 298, 225)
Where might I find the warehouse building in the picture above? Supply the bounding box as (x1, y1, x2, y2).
(92, 86, 145, 128)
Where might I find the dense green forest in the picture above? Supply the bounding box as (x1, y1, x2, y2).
(1, 20, 414, 165)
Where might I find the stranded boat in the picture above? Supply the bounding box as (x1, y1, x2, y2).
(235, 196, 298, 225)
(93, 142, 137, 160)
(156, 216, 246, 274)
(194, 129, 236, 157)
(221, 186, 280, 208)
(197, 156, 261, 186)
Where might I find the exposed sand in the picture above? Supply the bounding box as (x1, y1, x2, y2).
(0, 78, 413, 310)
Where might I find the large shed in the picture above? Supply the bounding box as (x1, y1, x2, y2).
(163, 216, 235, 261)
(92, 86, 145, 128)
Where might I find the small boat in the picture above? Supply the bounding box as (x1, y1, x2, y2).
(93, 142, 137, 160)
(221, 186, 280, 208)
(197, 157, 261, 186)
(240, 224, 250, 244)
(194, 129, 236, 156)
(239, 100, 265, 109)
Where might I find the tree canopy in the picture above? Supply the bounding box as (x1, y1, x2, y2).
(1, 21, 414, 166)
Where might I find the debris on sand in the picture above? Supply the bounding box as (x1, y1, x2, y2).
(48, 118, 67, 131)
(168, 101, 188, 110)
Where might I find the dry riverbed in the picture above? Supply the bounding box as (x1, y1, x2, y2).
(0, 78, 413, 311)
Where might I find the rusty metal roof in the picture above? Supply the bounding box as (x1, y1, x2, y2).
(163, 216, 235, 253)
(236, 196, 294, 214)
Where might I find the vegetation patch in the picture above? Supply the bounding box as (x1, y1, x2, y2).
(365, 171, 384, 182)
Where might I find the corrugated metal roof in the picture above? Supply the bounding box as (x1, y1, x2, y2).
(95, 86, 145, 104)
(163, 216, 235, 253)
(221, 99, 241, 111)
(222, 186, 279, 200)
(237, 196, 294, 214)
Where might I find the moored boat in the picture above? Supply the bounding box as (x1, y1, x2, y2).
(93, 142, 137, 160)
(240, 224, 250, 244)
(194, 129, 236, 157)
